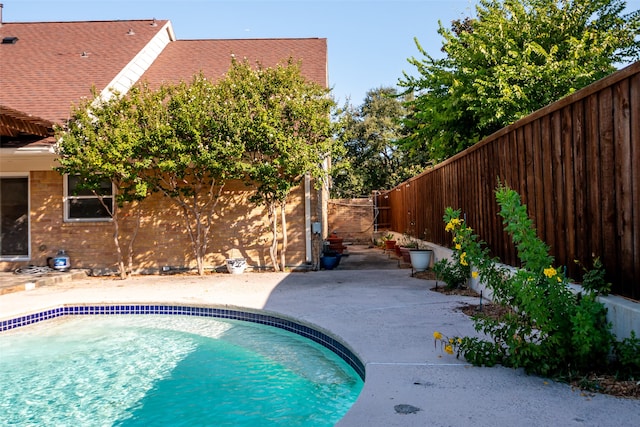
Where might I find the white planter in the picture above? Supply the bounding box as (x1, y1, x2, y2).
(409, 249, 432, 272)
(226, 258, 247, 274)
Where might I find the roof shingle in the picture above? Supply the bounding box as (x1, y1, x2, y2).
(0, 20, 169, 123)
(140, 38, 327, 88)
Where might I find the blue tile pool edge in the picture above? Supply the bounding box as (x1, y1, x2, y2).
(0, 303, 366, 381)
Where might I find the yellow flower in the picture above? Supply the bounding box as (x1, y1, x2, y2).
(557, 277, 562, 283)
(445, 218, 462, 232)
(457, 338, 463, 344)
(543, 267, 557, 278)
(460, 252, 468, 266)
(455, 243, 462, 250)
(433, 331, 443, 340)
(444, 344, 454, 355)
(471, 271, 478, 279)
(449, 338, 454, 344)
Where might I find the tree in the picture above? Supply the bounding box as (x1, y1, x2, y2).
(55, 88, 151, 279)
(331, 87, 421, 197)
(218, 59, 334, 271)
(137, 74, 247, 276)
(400, 0, 640, 163)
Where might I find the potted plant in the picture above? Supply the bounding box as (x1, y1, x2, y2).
(382, 233, 396, 250)
(409, 245, 433, 272)
(408, 228, 433, 272)
(320, 248, 341, 270)
(398, 233, 418, 264)
(326, 231, 346, 254)
(226, 257, 247, 274)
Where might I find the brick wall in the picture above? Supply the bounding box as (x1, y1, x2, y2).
(327, 198, 374, 244)
(1, 171, 315, 273)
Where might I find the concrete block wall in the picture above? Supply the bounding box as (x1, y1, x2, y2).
(327, 198, 374, 244)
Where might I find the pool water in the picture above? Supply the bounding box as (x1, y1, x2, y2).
(0, 315, 363, 426)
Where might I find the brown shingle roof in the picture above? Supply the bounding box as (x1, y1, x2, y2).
(0, 20, 169, 124)
(140, 38, 327, 88)
(0, 20, 327, 145)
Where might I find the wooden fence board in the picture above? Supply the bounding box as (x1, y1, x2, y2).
(572, 100, 588, 273)
(631, 73, 640, 294)
(614, 79, 633, 295)
(562, 104, 576, 276)
(599, 88, 619, 283)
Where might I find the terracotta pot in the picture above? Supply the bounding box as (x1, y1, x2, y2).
(399, 247, 412, 263)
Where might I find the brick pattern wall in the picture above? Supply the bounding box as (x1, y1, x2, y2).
(1, 171, 314, 273)
(327, 198, 374, 244)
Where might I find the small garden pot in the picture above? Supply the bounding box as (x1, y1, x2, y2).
(226, 258, 247, 274)
(394, 244, 402, 257)
(409, 249, 433, 272)
(384, 240, 396, 250)
(320, 255, 339, 270)
(399, 246, 412, 264)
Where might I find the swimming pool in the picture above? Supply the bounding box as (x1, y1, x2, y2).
(0, 305, 365, 426)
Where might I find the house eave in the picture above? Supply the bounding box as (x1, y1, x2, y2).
(0, 145, 56, 155)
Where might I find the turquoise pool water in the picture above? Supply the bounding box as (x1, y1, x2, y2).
(0, 315, 363, 426)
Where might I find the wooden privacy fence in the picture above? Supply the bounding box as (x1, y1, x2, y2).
(376, 61, 640, 300)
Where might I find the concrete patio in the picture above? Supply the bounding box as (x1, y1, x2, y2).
(1, 247, 638, 426)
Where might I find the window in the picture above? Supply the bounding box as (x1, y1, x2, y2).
(0, 176, 29, 259)
(64, 175, 114, 221)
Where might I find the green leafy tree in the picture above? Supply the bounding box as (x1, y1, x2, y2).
(55, 88, 151, 279)
(331, 87, 421, 197)
(137, 74, 247, 276)
(219, 59, 334, 271)
(400, 0, 640, 162)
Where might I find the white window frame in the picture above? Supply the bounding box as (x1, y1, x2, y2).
(63, 174, 114, 222)
(0, 173, 30, 261)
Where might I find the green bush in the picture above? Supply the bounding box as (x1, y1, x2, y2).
(440, 184, 619, 379)
(433, 258, 470, 289)
(611, 331, 640, 380)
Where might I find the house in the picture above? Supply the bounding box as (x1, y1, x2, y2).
(0, 16, 329, 273)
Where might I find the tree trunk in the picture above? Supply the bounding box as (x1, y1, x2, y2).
(112, 210, 127, 280)
(126, 203, 142, 279)
(158, 177, 224, 276)
(269, 202, 280, 271)
(96, 191, 127, 280)
(280, 202, 287, 270)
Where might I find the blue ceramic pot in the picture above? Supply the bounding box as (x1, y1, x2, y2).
(320, 255, 339, 270)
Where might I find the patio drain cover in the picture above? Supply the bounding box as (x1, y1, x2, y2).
(394, 404, 421, 414)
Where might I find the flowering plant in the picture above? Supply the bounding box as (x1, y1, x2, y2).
(432, 212, 475, 289)
(436, 183, 614, 378)
(433, 331, 462, 356)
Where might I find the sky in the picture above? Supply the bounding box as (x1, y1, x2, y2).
(3, 0, 640, 106)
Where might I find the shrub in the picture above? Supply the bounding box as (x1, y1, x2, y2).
(611, 331, 640, 380)
(433, 214, 473, 289)
(439, 183, 616, 378)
